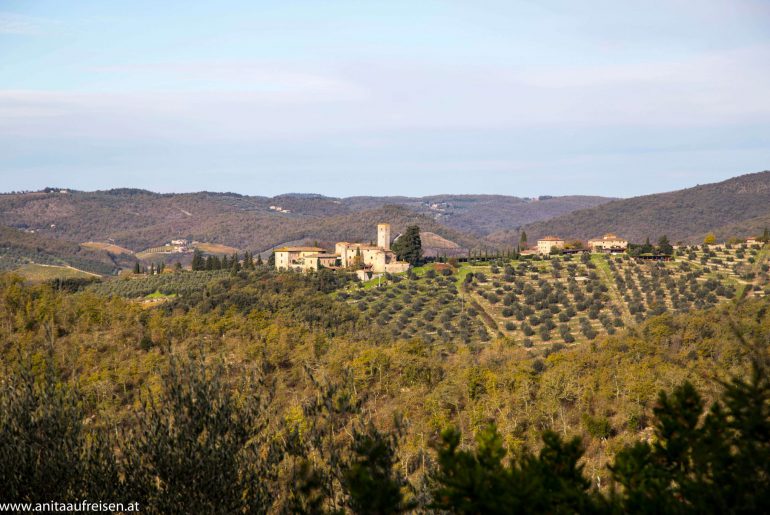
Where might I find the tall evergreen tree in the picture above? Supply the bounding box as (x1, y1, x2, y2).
(191, 249, 204, 271)
(392, 225, 423, 266)
(657, 235, 673, 255)
(243, 252, 254, 270)
(353, 248, 363, 270)
(256, 254, 264, 267)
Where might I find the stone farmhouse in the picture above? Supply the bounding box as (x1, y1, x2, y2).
(536, 236, 565, 255)
(274, 246, 329, 271)
(274, 223, 411, 276)
(170, 239, 190, 252)
(588, 233, 628, 253)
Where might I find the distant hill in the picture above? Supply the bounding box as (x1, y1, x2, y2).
(340, 194, 614, 236)
(0, 189, 611, 253)
(520, 171, 770, 244)
(0, 225, 125, 275)
(696, 211, 770, 244)
(11, 172, 770, 252)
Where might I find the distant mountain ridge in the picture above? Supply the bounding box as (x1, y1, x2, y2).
(5, 171, 768, 254)
(521, 171, 770, 244)
(0, 189, 613, 252)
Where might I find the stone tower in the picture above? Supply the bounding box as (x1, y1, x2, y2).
(377, 223, 391, 250)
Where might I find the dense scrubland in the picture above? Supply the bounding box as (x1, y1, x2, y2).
(2, 256, 770, 512)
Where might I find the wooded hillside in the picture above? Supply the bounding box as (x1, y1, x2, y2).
(521, 170, 770, 244)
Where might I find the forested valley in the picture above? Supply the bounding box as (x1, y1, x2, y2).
(2, 266, 770, 513)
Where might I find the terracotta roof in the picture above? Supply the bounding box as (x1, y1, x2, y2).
(336, 242, 379, 249)
(275, 246, 326, 252)
(538, 236, 563, 242)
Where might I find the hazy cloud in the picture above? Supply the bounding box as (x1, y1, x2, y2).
(0, 13, 58, 35)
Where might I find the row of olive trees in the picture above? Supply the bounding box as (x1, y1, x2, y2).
(3, 350, 770, 514)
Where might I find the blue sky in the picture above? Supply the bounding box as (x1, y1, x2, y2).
(1, 0, 769, 197)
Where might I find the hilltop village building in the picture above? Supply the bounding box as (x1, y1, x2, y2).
(536, 236, 565, 255)
(274, 223, 411, 276)
(170, 239, 190, 252)
(588, 233, 629, 253)
(274, 246, 328, 271)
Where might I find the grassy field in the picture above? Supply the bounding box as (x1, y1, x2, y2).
(13, 263, 101, 282)
(136, 246, 176, 259)
(193, 242, 240, 255)
(80, 241, 134, 255)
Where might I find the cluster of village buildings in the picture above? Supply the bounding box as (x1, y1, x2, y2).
(274, 223, 411, 279)
(272, 226, 765, 277)
(273, 227, 632, 277)
(533, 233, 629, 255)
(533, 233, 764, 256)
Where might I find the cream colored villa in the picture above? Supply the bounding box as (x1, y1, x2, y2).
(537, 236, 565, 255)
(273, 246, 328, 271)
(274, 223, 411, 275)
(588, 233, 629, 253)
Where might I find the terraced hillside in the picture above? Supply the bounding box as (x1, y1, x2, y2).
(340, 243, 769, 349)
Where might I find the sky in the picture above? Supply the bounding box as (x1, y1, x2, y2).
(1, 0, 770, 198)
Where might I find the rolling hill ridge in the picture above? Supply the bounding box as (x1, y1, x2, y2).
(520, 170, 770, 244)
(0, 189, 612, 253)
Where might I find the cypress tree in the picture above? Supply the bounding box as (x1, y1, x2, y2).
(657, 235, 673, 256)
(243, 252, 253, 270)
(191, 250, 204, 271)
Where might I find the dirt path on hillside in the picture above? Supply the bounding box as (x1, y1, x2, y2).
(461, 284, 500, 335)
(591, 255, 634, 327)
